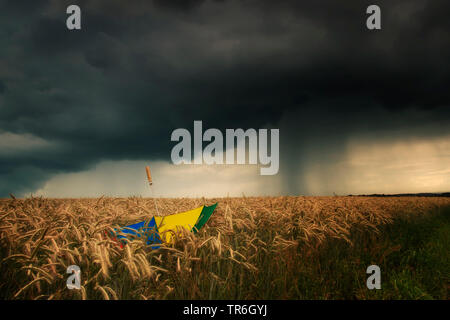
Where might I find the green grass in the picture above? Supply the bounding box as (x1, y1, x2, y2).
(287, 207, 450, 299)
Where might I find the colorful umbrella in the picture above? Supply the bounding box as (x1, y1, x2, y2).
(109, 203, 218, 248)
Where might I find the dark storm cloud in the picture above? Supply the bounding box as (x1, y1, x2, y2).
(153, 0, 207, 11)
(0, 0, 449, 196)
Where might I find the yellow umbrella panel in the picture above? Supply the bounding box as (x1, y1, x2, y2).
(154, 206, 204, 244)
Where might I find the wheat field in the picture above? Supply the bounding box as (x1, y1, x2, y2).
(1, 196, 449, 300)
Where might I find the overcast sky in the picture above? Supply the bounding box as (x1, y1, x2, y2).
(1, 0, 449, 198)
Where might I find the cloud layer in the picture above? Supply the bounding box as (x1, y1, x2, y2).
(1, 0, 449, 197)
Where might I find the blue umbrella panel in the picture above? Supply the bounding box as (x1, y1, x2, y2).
(112, 216, 162, 249)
